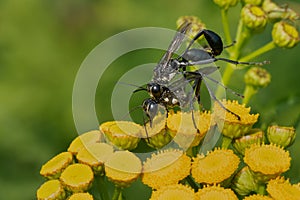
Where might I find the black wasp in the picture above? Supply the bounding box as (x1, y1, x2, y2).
(135, 22, 267, 138)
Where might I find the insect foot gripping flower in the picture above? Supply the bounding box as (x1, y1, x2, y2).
(243, 194, 273, 200)
(232, 166, 259, 196)
(142, 149, 191, 189)
(68, 130, 102, 155)
(150, 184, 196, 200)
(68, 192, 94, 200)
(213, 100, 259, 139)
(241, 4, 267, 32)
(76, 142, 114, 175)
(36, 179, 66, 200)
(167, 111, 212, 148)
(272, 21, 300, 48)
(267, 125, 296, 148)
(233, 128, 265, 155)
(267, 177, 300, 200)
(40, 151, 73, 179)
(176, 16, 206, 39)
(196, 184, 238, 200)
(143, 113, 173, 149)
(244, 144, 291, 183)
(59, 163, 94, 192)
(213, 0, 239, 10)
(191, 148, 240, 184)
(100, 121, 142, 150)
(104, 150, 142, 188)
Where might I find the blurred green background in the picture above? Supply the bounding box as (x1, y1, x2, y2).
(0, 0, 299, 199)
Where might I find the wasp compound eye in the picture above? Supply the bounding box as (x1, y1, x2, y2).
(150, 84, 162, 97)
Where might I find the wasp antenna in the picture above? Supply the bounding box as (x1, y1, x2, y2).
(117, 81, 147, 91)
(119, 105, 143, 121)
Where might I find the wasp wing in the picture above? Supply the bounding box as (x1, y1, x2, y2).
(152, 22, 192, 84)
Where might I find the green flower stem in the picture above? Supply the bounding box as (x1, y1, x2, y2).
(243, 85, 258, 104)
(240, 41, 276, 63)
(222, 136, 233, 149)
(221, 9, 233, 46)
(256, 184, 266, 195)
(112, 186, 122, 200)
(219, 19, 250, 91)
(97, 175, 110, 200)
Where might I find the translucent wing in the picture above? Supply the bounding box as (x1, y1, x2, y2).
(158, 22, 192, 68)
(152, 22, 192, 84)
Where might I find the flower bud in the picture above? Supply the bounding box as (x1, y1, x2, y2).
(241, 4, 267, 31)
(233, 128, 265, 155)
(176, 16, 206, 39)
(232, 166, 258, 196)
(263, 0, 299, 22)
(272, 21, 300, 48)
(267, 125, 296, 148)
(213, 0, 239, 10)
(244, 67, 271, 89)
(242, 0, 262, 6)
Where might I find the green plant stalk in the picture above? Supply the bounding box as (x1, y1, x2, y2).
(243, 85, 258, 104)
(221, 9, 233, 46)
(256, 184, 266, 195)
(97, 175, 110, 200)
(221, 136, 233, 149)
(240, 41, 276, 63)
(112, 187, 122, 200)
(217, 19, 250, 97)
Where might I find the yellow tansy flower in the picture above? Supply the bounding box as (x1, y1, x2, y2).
(40, 152, 73, 179)
(244, 144, 291, 182)
(243, 194, 273, 200)
(191, 148, 240, 184)
(142, 149, 191, 189)
(167, 111, 213, 148)
(143, 113, 173, 149)
(105, 150, 142, 188)
(150, 184, 196, 200)
(68, 130, 102, 155)
(267, 177, 300, 200)
(76, 142, 114, 175)
(60, 163, 94, 192)
(196, 184, 238, 200)
(68, 192, 94, 200)
(213, 100, 259, 138)
(100, 121, 142, 150)
(36, 179, 65, 200)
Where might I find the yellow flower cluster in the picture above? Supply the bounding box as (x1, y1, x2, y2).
(37, 98, 299, 199)
(37, 130, 142, 199)
(150, 184, 239, 200)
